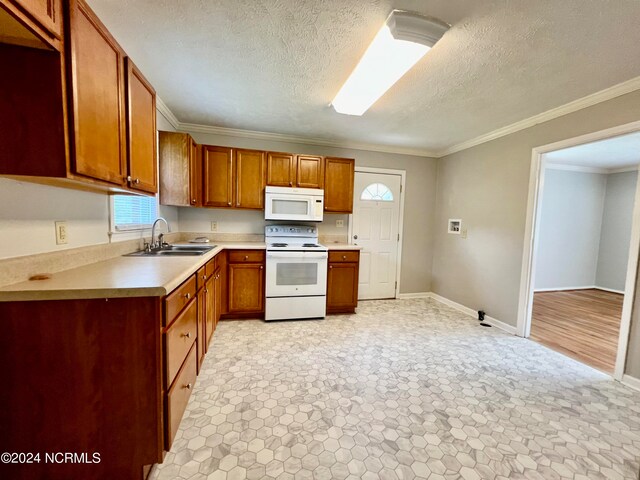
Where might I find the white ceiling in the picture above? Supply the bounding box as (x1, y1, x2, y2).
(88, 0, 640, 155)
(545, 132, 640, 170)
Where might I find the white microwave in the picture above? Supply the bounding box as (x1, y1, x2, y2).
(264, 186, 324, 222)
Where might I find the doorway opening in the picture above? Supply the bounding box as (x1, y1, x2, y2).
(518, 123, 640, 378)
(350, 167, 405, 300)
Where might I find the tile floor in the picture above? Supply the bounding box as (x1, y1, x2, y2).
(151, 298, 640, 480)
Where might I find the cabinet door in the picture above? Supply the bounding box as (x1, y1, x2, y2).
(228, 263, 264, 313)
(68, 0, 126, 186)
(205, 276, 215, 348)
(327, 262, 359, 313)
(324, 157, 355, 213)
(266, 152, 295, 187)
(297, 155, 324, 189)
(202, 145, 233, 207)
(159, 131, 191, 206)
(13, 0, 63, 39)
(125, 58, 157, 194)
(235, 149, 266, 209)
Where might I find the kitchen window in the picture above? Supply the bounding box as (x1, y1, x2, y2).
(110, 195, 158, 232)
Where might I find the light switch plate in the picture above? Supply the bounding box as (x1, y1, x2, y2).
(211, 221, 218, 232)
(55, 221, 68, 245)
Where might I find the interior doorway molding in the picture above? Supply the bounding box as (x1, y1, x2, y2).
(348, 166, 406, 299)
(517, 119, 640, 381)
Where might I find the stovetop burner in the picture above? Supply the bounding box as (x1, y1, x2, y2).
(270, 243, 288, 247)
(302, 244, 320, 247)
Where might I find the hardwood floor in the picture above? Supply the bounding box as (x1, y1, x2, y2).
(530, 289, 623, 374)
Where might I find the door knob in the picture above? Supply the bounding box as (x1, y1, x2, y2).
(353, 235, 358, 239)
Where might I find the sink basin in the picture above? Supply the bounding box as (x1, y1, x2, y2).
(125, 245, 216, 257)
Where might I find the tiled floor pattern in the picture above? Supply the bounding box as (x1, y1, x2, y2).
(151, 298, 640, 480)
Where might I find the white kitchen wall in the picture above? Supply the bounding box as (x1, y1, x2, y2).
(534, 169, 607, 290)
(0, 109, 178, 260)
(596, 170, 638, 292)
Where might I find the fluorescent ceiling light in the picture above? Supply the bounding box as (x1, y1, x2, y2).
(332, 10, 449, 116)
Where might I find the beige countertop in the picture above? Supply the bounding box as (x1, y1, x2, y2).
(325, 243, 362, 250)
(0, 242, 266, 302)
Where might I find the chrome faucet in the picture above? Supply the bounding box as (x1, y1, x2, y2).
(150, 217, 170, 250)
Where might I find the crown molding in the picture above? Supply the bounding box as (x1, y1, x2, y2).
(156, 75, 640, 160)
(436, 75, 640, 157)
(156, 96, 180, 130)
(179, 122, 440, 157)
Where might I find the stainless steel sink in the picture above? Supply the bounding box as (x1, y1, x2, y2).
(125, 245, 216, 257)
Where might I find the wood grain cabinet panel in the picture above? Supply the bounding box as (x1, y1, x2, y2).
(164, 299, 197, 387)
(327, 250, 359, 314)
(227, 250, 265, 315)
(266, 152, 296, 187)
(205, 274, 215, 348)
(297, 155, 324, 189)
(68, 0, 126, 186)
(125, 58, 156, 193)
(165, 344, 197, 450)
(324, 157, 355, 213)
(12, 0, 63, 39)
(202, 145, 234, 207)
(235, 149, 266, 209)
(159, 131, 199, 206)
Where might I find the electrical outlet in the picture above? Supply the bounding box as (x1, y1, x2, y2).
(211, 221, 218, 232)
(461, 228, 468, 239)
(55, 221, 68, 245)
(336, 219, 344, 228)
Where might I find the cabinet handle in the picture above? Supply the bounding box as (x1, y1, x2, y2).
(342, 255, 347, 260)
(289, 181, 292, 186)
(184, 383, 192, 390)
(126, 175, 132, 182)
(244, 255, 249, 260)
(134, 178, 140, 184)
(260, 265, 264, 270)
(182, 332, 191, 338)
(329, 265, 333, 269)
(202, 274, 207, 280)
(184, 293, 191, 300)
(227, 201, 231, 206)
(204, 288, 208, 293)
(191, 199, 197, 204)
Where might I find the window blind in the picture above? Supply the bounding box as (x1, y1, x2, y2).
(113, 195, 157, 230)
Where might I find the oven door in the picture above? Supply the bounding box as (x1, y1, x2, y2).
(266, 251, 328, 297)
(264, 194, 324, 221)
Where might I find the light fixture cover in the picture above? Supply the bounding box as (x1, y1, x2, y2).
(331, 10, 449, 116)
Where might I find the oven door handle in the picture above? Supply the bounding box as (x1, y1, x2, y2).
(266, 252, 328, 259)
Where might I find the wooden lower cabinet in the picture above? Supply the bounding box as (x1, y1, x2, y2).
(225, 250, 265, 317)
(327, 250, 360, 314)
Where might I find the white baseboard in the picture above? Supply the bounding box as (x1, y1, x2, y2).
(622, 374, 640, 392)
(534, 285, 625, 294)
(397, 292, 432, 299)
(429, 293, 517, 335)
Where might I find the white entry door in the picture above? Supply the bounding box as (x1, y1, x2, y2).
(352, 171, 402, 299)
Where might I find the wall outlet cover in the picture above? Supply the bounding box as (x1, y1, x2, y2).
(211, 221, 218, 232)
(336, 220, 344, 228)
(55, 221, 68, 245)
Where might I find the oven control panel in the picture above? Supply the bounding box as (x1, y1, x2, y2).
(266, 225, 317, 236)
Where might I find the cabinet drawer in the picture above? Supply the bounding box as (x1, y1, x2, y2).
(205, 256, 218, 278)
(165, 299, 197, 387)
(328, 250, 360, 263)
(196, 266, 207, 291)
(228, 250, 265, 263)
(166, 344, 197, 450)
(165, 275, 196, 325)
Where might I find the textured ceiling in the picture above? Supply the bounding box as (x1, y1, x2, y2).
(546, 132, 640, 170)
(88, 0, 640, 153)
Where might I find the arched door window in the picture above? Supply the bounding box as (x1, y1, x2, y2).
(360, 183, 394, 201)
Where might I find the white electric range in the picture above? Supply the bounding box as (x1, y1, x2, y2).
(265, 225, 328, 321)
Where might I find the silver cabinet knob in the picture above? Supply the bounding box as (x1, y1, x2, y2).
(184, 293, 191, 300)
(244, 255, 249, 260)
(184, 383, 192, 390)
(329, 265, 333, 269)
(134, 178, 140, 184)
(182, 332, 191, 338)
(191, 199, 197, 204)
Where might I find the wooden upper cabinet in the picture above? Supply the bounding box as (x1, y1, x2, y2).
(324, 157, 355, 213)
(235, 149, 265, 209)
(159, 131, 197, 206)
(266, 152, 295, 187)
(297, 155, 324, 189)
(11, 0, 63, 40)
(202, 145, 233, 208)
(68, 0, 126, 186)
(125, 58, 156, 194)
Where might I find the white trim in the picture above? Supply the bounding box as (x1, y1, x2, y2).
(181, 122, 438, 158)
(438, 76, 640, 157)
(516, 120, 640, 382)
(156, 96, 180, 130)
(429, 293, 517, 335)
(397, 292, 432, 299)
(350, 167, 406, 300)
(533, 286, 625, 294)
(545, 163, 610, 174)
(610, 166, 640, 174)
(622, 374, 640, 392)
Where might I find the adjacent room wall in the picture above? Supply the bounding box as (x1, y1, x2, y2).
(534, 169, 606, 291)
(180, 130, 438, 294)
(0, 110, 179, 260)
(596, 170, 638, 292)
